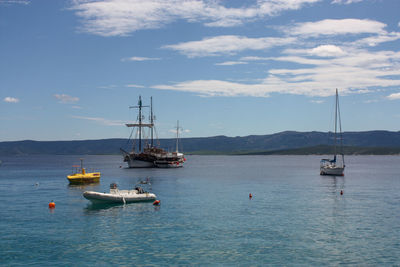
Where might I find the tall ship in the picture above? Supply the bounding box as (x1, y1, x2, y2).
(320, 89, 345, 176)
(121, 96, 185, 168)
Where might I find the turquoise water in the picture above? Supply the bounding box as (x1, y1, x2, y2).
(0, 155, 399, 265)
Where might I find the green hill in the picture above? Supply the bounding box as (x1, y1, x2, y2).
(1, 130, 400, 155)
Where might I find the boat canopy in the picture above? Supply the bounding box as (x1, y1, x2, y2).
(321, 155, 336, 163)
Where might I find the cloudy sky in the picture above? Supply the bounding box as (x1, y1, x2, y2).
(1, 0, 399, 141)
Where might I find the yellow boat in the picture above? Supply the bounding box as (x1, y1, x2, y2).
(67, 159, 100, 184)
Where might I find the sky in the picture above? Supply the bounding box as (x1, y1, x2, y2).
(0, 0, 399, 141)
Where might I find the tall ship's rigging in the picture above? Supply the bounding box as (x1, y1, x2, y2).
(120, 96, 185, 168)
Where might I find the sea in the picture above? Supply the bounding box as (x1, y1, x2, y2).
(0, 155, 399, 266)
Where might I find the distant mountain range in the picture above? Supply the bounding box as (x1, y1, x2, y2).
(1, 130, 400, 155)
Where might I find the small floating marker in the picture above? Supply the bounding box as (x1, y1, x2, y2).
(153, 200, 161, 206)
(340, 190, 343, 195)
(48, 201, 56, 209)
(249, 193, 253, 199)
(119, 165, 122, 168)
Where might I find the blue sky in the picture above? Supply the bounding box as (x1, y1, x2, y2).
(1, 0, 399, 141)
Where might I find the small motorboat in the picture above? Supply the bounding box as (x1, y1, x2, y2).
(83, 183, 156, 204)
(67, 159, 100, 184)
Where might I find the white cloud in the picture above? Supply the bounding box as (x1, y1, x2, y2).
(240, 56, 271, 61)
(308, 45, 346, 57)
(331, 0, 363, 4)
(353, 32, 400, 47)
(3, 97, 19, 103)
(152, 48, 400, 98)
(164, 19, 399, 59)
(287, 19, 386, 37)
(121, 56, 161, 61)
(215, 61, 247, 66)
(387, 93, 400, 100)
(0, 0, 30, 5)
(54, 94, 79, 104)
(71, 116, 124, 126)
(71, 0, 321, 36)
(168, 128, 189, 134)
(284, 45, 346, 58)
(163, 35, 295, 57)
(125, 84, 145, 88)
(98, 84, 118, 89)
(310, 100, 324, 104)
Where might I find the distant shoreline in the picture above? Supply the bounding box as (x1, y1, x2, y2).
(1, 145, 400, 156)
(1, 130, 400, 156)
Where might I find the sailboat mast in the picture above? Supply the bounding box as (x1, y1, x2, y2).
(337, 90, 345, 166)
(175, 120, 179, 152)
(138, 96, 142, 152)
(334, 89, 338, 157)
(150, 97, 154, 148)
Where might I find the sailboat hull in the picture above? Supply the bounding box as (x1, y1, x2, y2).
(154, 161, 183, 168)
(320, 166, 344, 176)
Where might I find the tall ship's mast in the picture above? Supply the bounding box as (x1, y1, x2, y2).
(150, 96, 154, 148)
(175, 120, 180, 153)
(125, 96, 152, 153)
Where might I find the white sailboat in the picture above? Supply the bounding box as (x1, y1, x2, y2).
(154, 120, 185, 168)
(320, 89, 345, 176)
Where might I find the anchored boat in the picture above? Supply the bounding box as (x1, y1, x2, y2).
(83, 183, 156, 204)
(67, 159, 100, 184)
(154, 120, 185, 168)
(121, 96, 185, 168)
(320, 89, 345, 176)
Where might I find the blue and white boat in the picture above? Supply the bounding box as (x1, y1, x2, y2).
(83, 183, 156, 204)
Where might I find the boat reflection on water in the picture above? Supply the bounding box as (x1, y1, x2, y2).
(322, 174, 345, 196)
(84, 201, 158, 213)
(85, 201, 126, 211)
(67, 182, 100, 192)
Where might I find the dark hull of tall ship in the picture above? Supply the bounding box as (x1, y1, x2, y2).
(123, 153, 156, 168)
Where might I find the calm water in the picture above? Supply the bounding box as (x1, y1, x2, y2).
(0, 155, 399, 266)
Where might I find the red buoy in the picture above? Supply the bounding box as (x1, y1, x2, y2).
(249, 193, 252, 199)
(48, 201, 55, 209)
(153, 200, 160, 206)
(340, 190, 343, 195)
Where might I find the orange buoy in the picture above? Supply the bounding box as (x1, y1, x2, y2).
(153, 200, 160, 206)
(48, 201, 55, 209)
(249, 193, 252, 199)
(340, 190, 343, 195)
